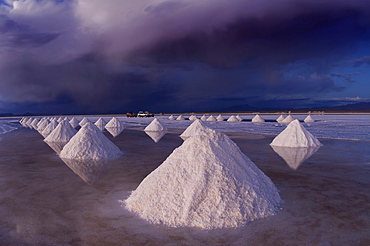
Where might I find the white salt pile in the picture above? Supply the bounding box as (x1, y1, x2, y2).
(216, 115, 224, 121)
(189, 115, 198, 121)
(270, 119, 322, 147)
(37, 119, 50, 133)
(144, 118, 167, 131)
(60, 122, 121, 160)
(176, 115, 185, 121)
(105, 117, 124, 128)
(271, 145, 320, 170)
(227, 115, 239, 122)
(252, 114, 265, 123)
(41, 119, 58, 138)
(57, 117, 63, 123)
(200, 115, 207, 121)
(180, 119, 209, 139)
(304, 115, 315, 123)
(276, 115, 285, 123)
(69, 117, 80, 128)
(168, 115, 175, 120)
(206, 115, 216, 121)
(30, 118, 40, 129)
(44, 120, 77, 143)
(281, 115, 294, 124)
(124, 129, 282, 229)
(95, 118, 107, 131)
(236, 115, 243, 121)
(79, 117, 91, 127)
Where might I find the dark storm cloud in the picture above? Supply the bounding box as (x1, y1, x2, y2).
(1, 0, 370, 113)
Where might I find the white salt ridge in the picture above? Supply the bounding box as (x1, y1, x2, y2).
(276, 115, 285, 123)
(252, 114, 265, 123)
(105, 117, 124, 128)
(176, 115, 185, 121)
(125, 129, 282, 229)
(168, 115, 175, 120)
(69, 117, 80, 128)
(304, 115, 315, 123)
(180, 119, 210, 138)
(281, 115, 294, 124)
(79, 117, 91, 126)
(227, 115, 239, 122)
(44, 120, 77, 143)
(236, 115, 243, 121)
(95, 118, 107, 131)
(200, 115, 207, 121)
(216, 115, 224, 121)
(60, 122, 121, 160)
(206, 115, 216, 121)
(144, 118, 167, 131)
(270, 119, 322, 147)
(41, 120, 58, 138)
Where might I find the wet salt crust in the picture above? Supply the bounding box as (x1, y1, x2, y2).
(0, 126, 370, 245)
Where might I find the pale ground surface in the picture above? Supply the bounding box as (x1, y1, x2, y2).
(0, 119, 369, 245)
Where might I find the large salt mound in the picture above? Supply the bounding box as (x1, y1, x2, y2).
(144, 118, 167, 131)
(44, 120, 77, 143)
(60, 122, 121, 160)
(276, 115, 285, 123)
(125, 129, 282, 229)
(180, 119, 209, 139)
(79, 117, 91, 126)
(41, 120, 58, 138)
(105, 117, 124, 128)
(69, 117, 80, 128)
(227, 115, 239, 122)
(270, 119, 322, 147)
(281, 115, 294, 124)
(206, 115, 216, 121)
(304, 115, 315, 123)
(95, 118, 107, 131)
(252, 114, 265, 123)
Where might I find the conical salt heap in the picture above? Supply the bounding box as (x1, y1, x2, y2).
(236, 115, 243, 121)
(95, 118, 107, 131)
(37, 119, 50, 134)
(180, 119, 209, 139)
(69, 117, 80, 128)
(79, 117, 91, 127)
(304, 115, 315, 123)
(206, 115, 216, 121)
(41, 119, 58, 138)
(168, 115, 175, 120)
(144, 118, 167, 131)
(216, 115, 224, 121)
(124, 129, 282, 229)
(189, 115, 198, 121)
(270, 119, 322, 147)
(176, 115, 185, 121)
(281, 115, 294, 124)
(105, 117, 124, 128)
(44, 120, 77, 143)
(30, 118, 40, 129)
(227, 115, 239, 122)
(276, 115, 285, 123)
(200, 115, 207, 121)
(252, 114, 265, 123)
(60, 122, 121, 160)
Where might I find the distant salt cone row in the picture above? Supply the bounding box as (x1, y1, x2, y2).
(125, 128, 282, 229)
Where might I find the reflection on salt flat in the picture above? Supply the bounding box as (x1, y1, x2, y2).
(45, 141, 66, 154)
(106, 126, 124, 137)
(144, 131, 166, 143)
(271, 145, 321, 170)
(61, 158, 110, 185)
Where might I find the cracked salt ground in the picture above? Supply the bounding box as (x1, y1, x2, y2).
(0, 128, 369, 245)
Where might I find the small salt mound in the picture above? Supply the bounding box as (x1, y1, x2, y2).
(57, 117, 63, 123)
(252, 114, 265, 123)
(41, 120, 58, 138)
(176, 115, 185, 121)
(236, 115, 243, 121)
(60, 122, 121, 160)
(44, 120, 77, 143)
(200, 115, 207, 121)
(69, 117, 80, 128)
(270, 119, 322, 147)
(36, 118, 47, 128)
(125, 129, 282, 229)
(206, 115, 216, 121)
(189, 115, 198, 121)
(30, 118, 40, 129)
(216, 115, 224, 121)
(227, 115, 239, 122)
(105, 117, 124, 128)
(95, 118, 107, 131)
(79, 117, 91, 126)
(144, 118, 167, 131)
(37, 119, 50, 134)
(276, 115, 285, 123)
(180, 119, 209, 139)
(281, 115, 294, 124)
(168, 115, 175, 120)
(304, 115, 315, 123)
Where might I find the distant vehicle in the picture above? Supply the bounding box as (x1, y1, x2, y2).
(126, 111, 137, 117)
(137, 111, 154, 117)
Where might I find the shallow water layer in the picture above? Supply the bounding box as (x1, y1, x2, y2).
(0, 128, 369, 245)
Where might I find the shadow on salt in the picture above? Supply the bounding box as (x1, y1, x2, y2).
(144, 131, 166, 143)
(271, 145, 321, 170)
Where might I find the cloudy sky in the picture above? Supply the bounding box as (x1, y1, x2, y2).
(0, 0, 370, 114)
